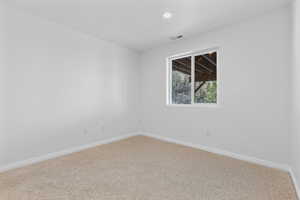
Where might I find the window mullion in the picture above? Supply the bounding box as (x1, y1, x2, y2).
(168, 58, 172, 104)
(191, 55, 195, 105)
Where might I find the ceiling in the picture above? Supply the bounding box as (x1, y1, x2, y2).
(3, 0, 291, 51)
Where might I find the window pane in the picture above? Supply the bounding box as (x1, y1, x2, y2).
(171, 57, 191, 104)
(194, 52, 217, 103)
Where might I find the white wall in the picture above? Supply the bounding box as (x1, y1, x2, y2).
(0, 4, 140, 167)
(140, 7, 292, 165)
(291, 0, 300, 188)
(0, 2, 294, 171)
(0, 4, 5, 165)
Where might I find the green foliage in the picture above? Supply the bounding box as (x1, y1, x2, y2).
(172, 71, 191, 104)
(171, 70, 217, 104)
(195, 81, 217, 103)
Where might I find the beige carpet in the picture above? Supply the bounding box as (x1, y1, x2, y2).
(0, 136, 298, 200)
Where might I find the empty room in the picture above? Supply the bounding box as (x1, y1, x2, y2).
(0, 0, 300, 199)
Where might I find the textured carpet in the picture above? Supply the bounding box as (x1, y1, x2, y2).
(0, 135, 298, 200)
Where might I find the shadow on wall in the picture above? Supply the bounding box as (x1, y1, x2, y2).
(0, 3, 139, 167)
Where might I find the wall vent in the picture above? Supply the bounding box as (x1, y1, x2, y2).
(170, 35, 183, 40)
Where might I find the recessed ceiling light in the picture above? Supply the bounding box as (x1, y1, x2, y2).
(163, 12, 172, 19)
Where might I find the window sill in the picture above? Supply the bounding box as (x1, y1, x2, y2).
(166, 103, 221, 108)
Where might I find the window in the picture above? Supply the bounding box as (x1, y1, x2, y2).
(167, 49, 218, 106)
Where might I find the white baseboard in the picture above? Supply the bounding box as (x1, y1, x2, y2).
(141, 132, 290, 172)
(1, 131, 298, 198)
(141, 132, 300, 198)
(0, 132, 289, 173)
(0, 132, 138, 173)
(289, 167, 300, 199)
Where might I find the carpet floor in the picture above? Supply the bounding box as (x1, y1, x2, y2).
(0, 135, 298, 200)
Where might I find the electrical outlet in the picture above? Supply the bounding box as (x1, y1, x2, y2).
(84, 128, 88, 135)
(97, 120, 105, 133)
(205, 129, 212, 137)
